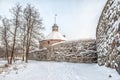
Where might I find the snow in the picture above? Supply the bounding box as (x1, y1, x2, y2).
(45, 31, 67, 40)
(117, 46, 120, 51)
(0, 60, 120, 80)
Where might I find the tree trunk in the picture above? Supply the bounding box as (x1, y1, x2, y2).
(9, 28, 17, 64)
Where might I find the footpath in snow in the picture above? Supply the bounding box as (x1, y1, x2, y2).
(0, 60, 120, 80)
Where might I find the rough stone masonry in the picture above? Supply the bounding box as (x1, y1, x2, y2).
(96, 0, 120, 73)
(29, 39, 97, 63)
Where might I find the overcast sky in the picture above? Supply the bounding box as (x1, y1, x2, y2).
(0, 0, 107, 40)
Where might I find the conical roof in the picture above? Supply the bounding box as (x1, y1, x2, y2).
(44, 15, 67, 41)
(45, 31, 67, 40)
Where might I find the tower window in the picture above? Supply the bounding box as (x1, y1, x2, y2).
(48, 41, 50, 44)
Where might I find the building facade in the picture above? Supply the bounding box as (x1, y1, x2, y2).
(39, 23, 66, 48)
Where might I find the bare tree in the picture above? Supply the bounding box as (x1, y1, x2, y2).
(23, 4, 43, 63)
(0, 4, 44, 63)
(19, 21, 26, 61)
(1, 18, 11, 64)
(9, 4, 22, 64)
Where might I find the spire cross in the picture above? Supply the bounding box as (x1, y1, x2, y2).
(55, 14, 57, 24)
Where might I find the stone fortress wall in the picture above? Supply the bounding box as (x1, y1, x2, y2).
(29, 39, 97, 63)
(96, 0, 120, 70)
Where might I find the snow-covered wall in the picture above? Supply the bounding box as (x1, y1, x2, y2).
(96, 0, 120, 69)
(29, 39, 97, 63)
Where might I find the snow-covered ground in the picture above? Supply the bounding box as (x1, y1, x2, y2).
(0, 60, 120, 80)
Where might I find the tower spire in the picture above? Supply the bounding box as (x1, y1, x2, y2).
(54, 14, 57, 24)
(52, 14, 58, 32)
